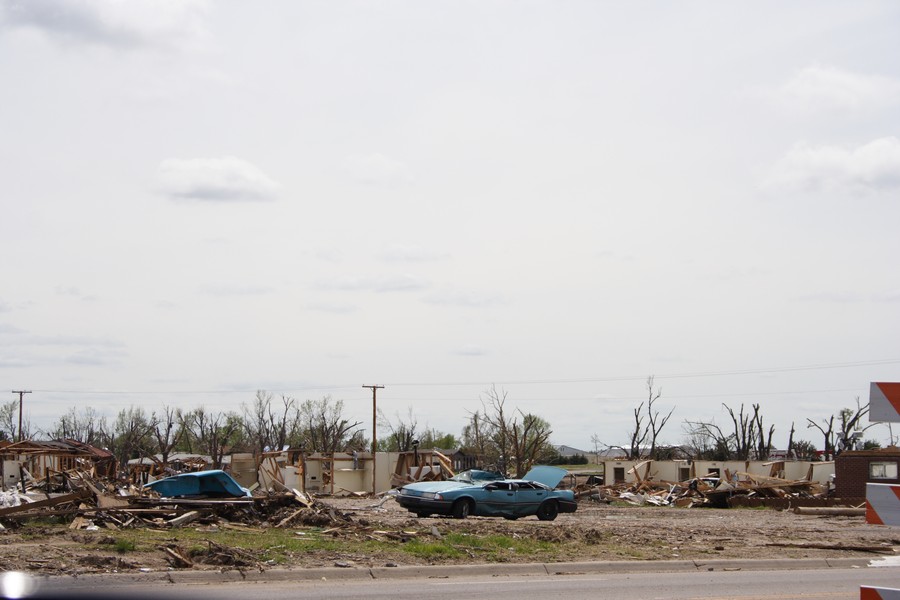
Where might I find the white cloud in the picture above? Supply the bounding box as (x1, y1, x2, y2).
(305, 302, 358, 314)
(454, 345, 487, 357)
(797, 291, 865, 304)
(314, 274, 430, 294)
(0, 0, 211, 51)
(157, 157, 280, 202)
(423, 289, 506, 308)
(344, 153, 413, 186)
(763, 137, 900, 194)
(0, 329, 126, 369)
(379, 244, 449, 262)
(199, 284, 274, 297)
(373, 274, 429, 293)
(765, 65, 900, 114)
(873, 290, 900, 303)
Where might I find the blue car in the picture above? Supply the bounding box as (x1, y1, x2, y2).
(397, 465, 577, 521)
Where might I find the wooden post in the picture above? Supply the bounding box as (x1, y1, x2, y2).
(363, 385, 384, 495)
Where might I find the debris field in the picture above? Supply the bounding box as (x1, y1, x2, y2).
(0, 468, 895, 577)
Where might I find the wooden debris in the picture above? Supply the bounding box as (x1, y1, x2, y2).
(793, 507, 866, 516)
(766, 541, 892, 553)
(162, 545, 194, 568)
(168, 510, 200, 528)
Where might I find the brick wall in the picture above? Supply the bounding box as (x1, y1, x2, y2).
(834, 450, 900, 498)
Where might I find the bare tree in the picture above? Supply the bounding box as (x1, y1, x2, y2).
(682, 418, 732, 460)
(751, 404, 776, 461)
(50, 406, 107, 446)
(807, 414, 836, 460)
(184, 407, 242, 469)
(107, 406, 157, 472)
(807, 398, 873, 460)
(509, 412, 553, 477)
(792, 439, 819, 460)
(151, 405, 185, 465)
(299, 397, 363, 455)
(476, 386, 553, 477)
(786, 421, 796, 459)
(590, 433, 603, 462)
(461, 410, 491, 465)
(684, 403, 774, 461)
(242, 391, 301, 454)
(479, 386, 513, 473)
(378, 406, 420, 451)
(625, 376, 674, 459)
(837, 397, 875, 453)
(0, 400, 18, 441)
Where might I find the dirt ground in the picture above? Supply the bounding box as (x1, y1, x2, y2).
(0, 496, 896, 576)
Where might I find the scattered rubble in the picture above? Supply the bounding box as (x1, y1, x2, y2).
(568, 462, 845, 509)
(0, 446, 887, 577)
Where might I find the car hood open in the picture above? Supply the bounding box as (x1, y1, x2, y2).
(401, 480, 477, 494)
(521, 465, 568, 489)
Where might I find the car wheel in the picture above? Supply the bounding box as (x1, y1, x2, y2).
(537, 500, 558, 521)
(452, 499, 472, 519)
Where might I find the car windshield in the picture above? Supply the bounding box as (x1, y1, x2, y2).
(449, 469, 505, 483)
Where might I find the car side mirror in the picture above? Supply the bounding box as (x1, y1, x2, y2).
(485, 484, 497, 491)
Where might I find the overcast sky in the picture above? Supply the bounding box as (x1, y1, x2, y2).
(2, 1, 899, 452)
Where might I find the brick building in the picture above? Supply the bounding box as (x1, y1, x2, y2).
(834, 447, 900, 498)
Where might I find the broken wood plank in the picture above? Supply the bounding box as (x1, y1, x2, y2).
(291, 488, 312, 507)
(766, 541, 891, 553)
(793, 507, 866, 516)
(0, 489, 91, 517)
(168, 510, 200, 528)
(162, 545, 194, 568)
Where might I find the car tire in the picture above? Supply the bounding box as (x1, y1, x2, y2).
(452, 499, 472, 519)
(536, 500, 558, 521)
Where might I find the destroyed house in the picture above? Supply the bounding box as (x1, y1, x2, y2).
(436, 448, 479, 472)
(0, 439, 115, 488)
(834, 446, 900, 498)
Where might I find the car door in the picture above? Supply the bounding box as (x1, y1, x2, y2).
(513, 481, 548, 515)
(480, 481, 515, 515)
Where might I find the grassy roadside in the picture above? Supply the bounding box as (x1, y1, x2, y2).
(46, 522, 576, 566)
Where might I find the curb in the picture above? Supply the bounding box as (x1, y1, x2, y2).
(36, 557, 875, 589)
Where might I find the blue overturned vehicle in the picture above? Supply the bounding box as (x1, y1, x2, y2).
(143, 470, 251, 498)
(396, 465, 577, 521)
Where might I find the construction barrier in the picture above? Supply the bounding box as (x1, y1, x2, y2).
(863, 383, 900, 597)
(866, 483, 900, 526)
(861, 586, 900, 600)
(870, 382, 900, 422)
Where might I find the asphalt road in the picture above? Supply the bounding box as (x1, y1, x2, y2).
(28, 565, 900, 600)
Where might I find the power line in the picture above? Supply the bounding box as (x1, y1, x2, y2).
(25, 358, 900, 396)
(384, 358, 900, 387)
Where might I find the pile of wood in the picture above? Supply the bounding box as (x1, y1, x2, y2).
(572, 466, 828, 509)
(0, 468, 360, 532)
(389, 450, 455, 488)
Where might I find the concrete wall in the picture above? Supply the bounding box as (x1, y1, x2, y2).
(304, 451, 399, 495)
(601, 459, 835, 486)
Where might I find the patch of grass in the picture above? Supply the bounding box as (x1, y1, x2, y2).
(400, 532, 558, 562)
(30, 519, 576, 566)
(401, 538, 464, 559)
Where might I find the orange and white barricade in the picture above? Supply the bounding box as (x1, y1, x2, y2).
(866, 483, 900, 526)
(861, 586, 900, 599)
(870, 382, 900, 422)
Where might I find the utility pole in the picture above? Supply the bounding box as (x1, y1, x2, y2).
(11, 390, 31, 442)
(363, 385, 384, 495)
